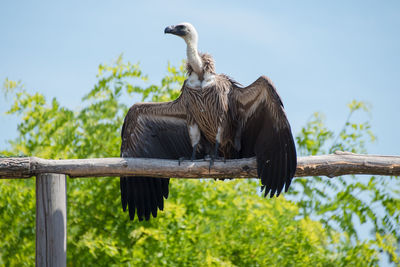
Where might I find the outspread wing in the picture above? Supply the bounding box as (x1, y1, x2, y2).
(120, 100, 193, 221)
(230, 76, 297, 197)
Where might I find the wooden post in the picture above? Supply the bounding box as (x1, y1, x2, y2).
(36, 173, 67, 267)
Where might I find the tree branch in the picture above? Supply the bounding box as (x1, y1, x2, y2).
(0, 151, 399, 179)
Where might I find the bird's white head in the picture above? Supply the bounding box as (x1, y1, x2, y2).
(165, 22, 203, 76)
(164, 22, 199, 47)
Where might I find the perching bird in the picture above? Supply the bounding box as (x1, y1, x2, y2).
(120, 23, 297, 221)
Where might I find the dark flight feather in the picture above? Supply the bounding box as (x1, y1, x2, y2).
(229, 76, 297, 197)
(120, 100, 194, 221)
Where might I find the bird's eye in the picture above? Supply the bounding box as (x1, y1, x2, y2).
(177, 25, 185, 30)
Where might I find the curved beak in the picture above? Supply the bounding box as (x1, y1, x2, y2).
(164, 25, 175, 34)
(164, 25, 186, 36)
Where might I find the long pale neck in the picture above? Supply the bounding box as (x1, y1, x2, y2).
(186, 41, 203, 77)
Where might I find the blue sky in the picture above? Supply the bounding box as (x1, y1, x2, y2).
(1, 0, 399, 155)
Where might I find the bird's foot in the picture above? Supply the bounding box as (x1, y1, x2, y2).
(208, 156, 226, 171)
(178, 157, 190, 166)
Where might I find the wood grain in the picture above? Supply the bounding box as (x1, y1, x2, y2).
(1, 151, 399, 179)
(36, 173, 67, 267)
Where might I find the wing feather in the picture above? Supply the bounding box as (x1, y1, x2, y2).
(120, 99, 192, 221)
(126, 180, 136, 220)
(230, 76, 297, 197)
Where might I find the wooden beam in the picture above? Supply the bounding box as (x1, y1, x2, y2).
(36, 173, 67, 267)
(1, 151, 399, 179)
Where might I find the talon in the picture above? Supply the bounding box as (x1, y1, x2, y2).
(178, 157, 188, 166)
(209, 158, 214, 172)
(209, 156, 226, 171)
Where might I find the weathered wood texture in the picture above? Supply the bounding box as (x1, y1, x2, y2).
(36, 173, 67, 267)
(1, 151, 399, 179)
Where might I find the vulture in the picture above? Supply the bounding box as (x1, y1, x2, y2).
(120, 23, 297, 221)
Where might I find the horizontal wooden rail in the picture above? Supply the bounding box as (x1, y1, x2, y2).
(1, 151, 399, 179)
(1, 151, 399, 267)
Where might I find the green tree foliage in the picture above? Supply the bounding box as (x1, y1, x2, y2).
(294, 103, 400, 249)
(0, 56, 399, 266)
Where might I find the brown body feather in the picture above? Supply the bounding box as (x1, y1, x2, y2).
(184, 54, 236, 156)
(183, 77, 230, 143)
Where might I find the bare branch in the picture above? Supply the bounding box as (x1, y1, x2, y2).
(0, 151, 399, 179)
